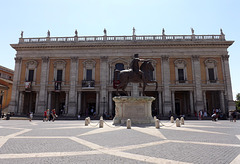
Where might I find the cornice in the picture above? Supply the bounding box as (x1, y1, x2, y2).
(11, 40, 234, 51)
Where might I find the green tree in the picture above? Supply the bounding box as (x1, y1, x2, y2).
(236, 93, 240, 112)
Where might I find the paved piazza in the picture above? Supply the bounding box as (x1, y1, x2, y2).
(0, 119, 239, 164)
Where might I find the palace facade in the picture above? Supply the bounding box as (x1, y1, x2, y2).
(0, 65, 14, 114)
(9, 30, 235, 118)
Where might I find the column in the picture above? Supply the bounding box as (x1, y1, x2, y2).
(220, 91, 225, 113)
(109, 91, 112, 116)
(37, 57, 49, 114)
(9, 57, 22, 113)
(161, 55, 171, 116)
(77, 91, 82, 115)
(65, 92, 69, 114)
(222, 55, 235, 111)
(189, 91, 194, 115)
(68, 57, 78, 116)
(35, 92, 39, 114)
(17, 91, 23, 114)
(203, 91, 207, 111)
(192, 55, 204, 112)
(171, 91, 175, 114)
(96, 92, 99, 115)
(99, 56, 108, 115)
(158, 91, 162, 115)
(48, 92, 51, 109)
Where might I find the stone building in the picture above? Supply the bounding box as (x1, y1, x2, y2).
(8, 30, 235, 118)
(0, 65, 14, 114)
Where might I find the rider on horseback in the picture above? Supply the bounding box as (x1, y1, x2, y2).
(130, 54, 144, 76)
(129, 54, 147, 84)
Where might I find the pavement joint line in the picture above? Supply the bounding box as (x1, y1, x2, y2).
(230, 154, 240, 164)
(69, 136, 190, 164)
(112, 140, 170, 151)
(77, 126, 123, 136)
(183, 125, 236, 129)
(168, 139, 240, 147)
(132, 127, 167, 139)
(0, 151, 102, 159)
(163, 126, 228, 135)
(236, 135, 240, 141)
(69, 136, 103, 150)
(45, 126, 85, 130)
(101, 149, 192, 164)
(14, 136, 68, 139)
(0, 120, 239, 163)
(0, 129, 32, 149)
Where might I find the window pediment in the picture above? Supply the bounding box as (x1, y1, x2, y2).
(26, 60, 38, 69)
(204, 59, 217, 68)
(53, 60, 66, 69)
(174, 59, 187, 68)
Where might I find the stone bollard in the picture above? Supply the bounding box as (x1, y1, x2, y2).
(154, 116, 157, 121)
(99, 117, 103, 128)
(88, 117, 91, 124)
(170, 116, 174, 123)
(155, 119, 160, 129)
(85, 118, 89, 126)
(180, 117, 184, 125)
(127, 119, 131, 129)
(176, 118, 180, 127)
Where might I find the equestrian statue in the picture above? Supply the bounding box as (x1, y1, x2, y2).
(114, 54, 158, 96)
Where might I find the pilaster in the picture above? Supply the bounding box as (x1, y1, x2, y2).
(192, 55, 204, 112)
(37, 56, 49, 114)
(68, 57, 78, 116)
(222, 54, 235, 111)
(99, 56, 108, 115)
(9, 57, 22, 113)
(161, 55, 171, 115)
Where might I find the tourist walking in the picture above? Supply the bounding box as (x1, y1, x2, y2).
(29, 112, 33, 122)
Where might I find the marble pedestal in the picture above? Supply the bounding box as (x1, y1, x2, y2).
(113, 96, 155, 124)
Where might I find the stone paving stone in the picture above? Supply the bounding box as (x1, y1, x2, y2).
(0, 129, 21, 136)
(0, 120, 239, 164)
(126, 142, 240, 164)
(159, 128, 240, 144)
(0, 154, 151, 164)
(79, 128, 163, 148)
(19, 128, 95, 137)
(0, 138, 92, 154)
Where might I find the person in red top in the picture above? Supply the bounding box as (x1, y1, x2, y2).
(43, 110, 48, 122)
(51, 109, 57, 122)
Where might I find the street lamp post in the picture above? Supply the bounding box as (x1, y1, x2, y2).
(0, 90, 4, 120)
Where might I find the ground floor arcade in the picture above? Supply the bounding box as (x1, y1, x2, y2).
(15, 88, 228, 119)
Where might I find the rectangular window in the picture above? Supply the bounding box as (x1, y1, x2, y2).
(28, 70, 34, 82)
(178, 69, 184, 82)
(86, 69, 92, 81)
(57, 70, 63, 81)
(208, 68, 215, 82)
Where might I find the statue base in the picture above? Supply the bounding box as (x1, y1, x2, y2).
(113, 96, 155, 124)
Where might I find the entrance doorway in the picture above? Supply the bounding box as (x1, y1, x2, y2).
(51, 91, 66, 115)
(81, 92, 96, 116)
(23, 92, 36, 114)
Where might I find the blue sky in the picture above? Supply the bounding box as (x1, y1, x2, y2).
(0, 0, 239, 99)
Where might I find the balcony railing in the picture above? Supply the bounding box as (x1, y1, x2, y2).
(19, 34, 225, 44)
(54, 81, 62, 91)
(82, 80, 95, 88)
(25, 81, 32, 92)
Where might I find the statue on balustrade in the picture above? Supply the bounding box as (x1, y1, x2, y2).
(114, 54, 158, 96)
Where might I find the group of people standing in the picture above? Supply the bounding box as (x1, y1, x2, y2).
(43, 109, 57, 122)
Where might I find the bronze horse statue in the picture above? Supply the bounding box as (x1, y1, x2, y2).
(115, 61, 158, 96)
